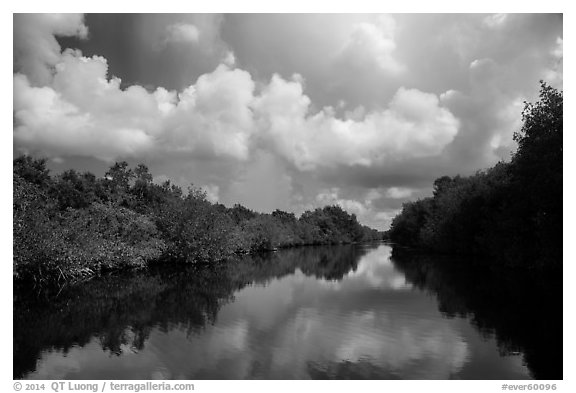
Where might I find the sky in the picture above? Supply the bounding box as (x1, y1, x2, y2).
(12, 13, 563, 230)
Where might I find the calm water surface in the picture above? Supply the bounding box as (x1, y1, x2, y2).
(14, 243, 561, 379)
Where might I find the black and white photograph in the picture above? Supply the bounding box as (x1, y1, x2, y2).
(11, 8, 564, 386)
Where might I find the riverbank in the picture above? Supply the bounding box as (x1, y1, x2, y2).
(14, 156, 384, 287)
(386, 83, 562, 272)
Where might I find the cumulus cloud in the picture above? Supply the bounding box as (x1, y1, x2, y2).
(437, 54, 537, 170)
(337, 15, 404, 75)
(254, 74, 459, 171)
(13, 13, 88, 86)
(164, 23, 200, 44)
(14, 71, 155, 160)
(162, 64, 256, 160)
(14, 15, 459, 174)
(14, 44, 256, 161)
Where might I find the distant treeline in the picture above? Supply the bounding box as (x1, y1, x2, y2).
(388, 82, 562, 271)
(13, 155, 382, 285)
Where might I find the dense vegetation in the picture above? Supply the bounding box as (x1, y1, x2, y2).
(13, 156, 382, 285)
(388, 82, 562, 271)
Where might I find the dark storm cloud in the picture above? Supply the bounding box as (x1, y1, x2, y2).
(13, 13, 562, 230)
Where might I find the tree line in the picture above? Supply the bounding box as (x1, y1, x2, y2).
(387, 82, 562, 271)
(13, 156, 383, 285)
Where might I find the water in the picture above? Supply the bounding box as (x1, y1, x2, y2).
(14, 243, 562, 379)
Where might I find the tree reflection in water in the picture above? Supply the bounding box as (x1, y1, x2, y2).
(14, 245, 364, 379)
(14, 244, 561, 380)
(390, 247, 562, 380)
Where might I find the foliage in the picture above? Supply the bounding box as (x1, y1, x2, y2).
(13, 155, 51, 187)
(154, 187, 235, 263)
(14, 175, 166, 284)
(388, 82, 562, 271)
(512, 82, 563, 265)
(13, 155, 383, 285)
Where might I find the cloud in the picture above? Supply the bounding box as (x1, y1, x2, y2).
(15, 22, 459, 173)
(164, 23, 200, 44)
(483, 13, 509, 29)
(337, 15, 404, 75)
(201, 184, 220, 203)
(254, 74, 459, 171)
(437, 56, 534, 170)
(544, 37, 563, 87)
(385, 187, 414, 199)
(14, 45, 256, 161)
(13, 13, 88, 86)
(14, 72, 155, 161)
(222, 50, 236, 67)
(163, 64, 256, 160)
